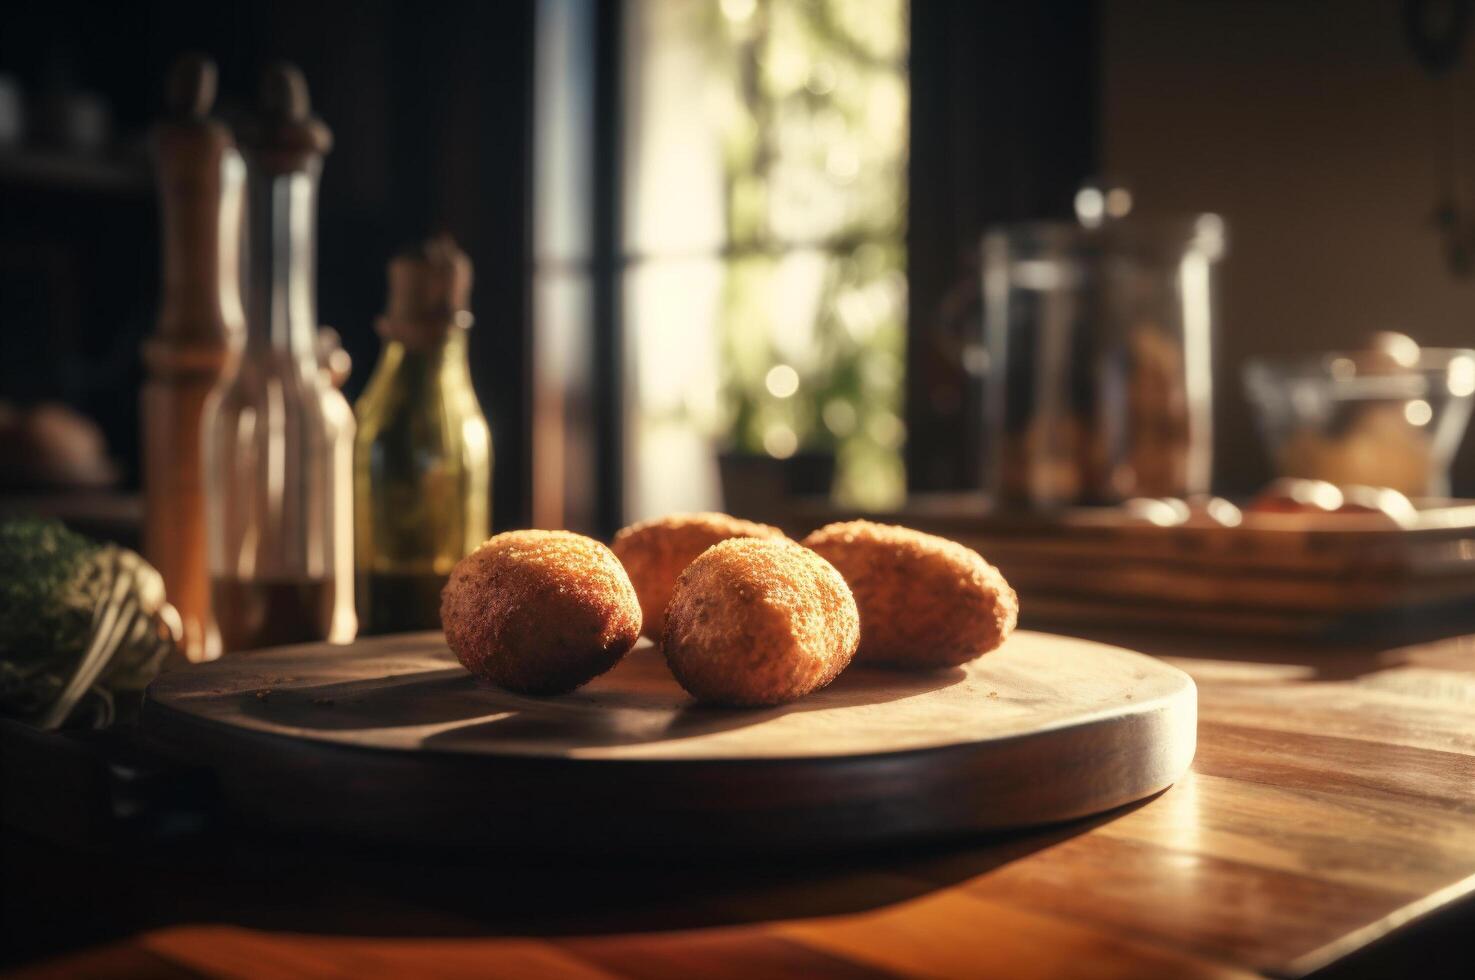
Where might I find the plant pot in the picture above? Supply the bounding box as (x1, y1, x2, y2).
(717, 451, 836, 518)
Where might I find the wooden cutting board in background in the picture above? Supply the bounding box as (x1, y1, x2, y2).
(758, 496, 1475, 638)
(142, 630, 1196, 850)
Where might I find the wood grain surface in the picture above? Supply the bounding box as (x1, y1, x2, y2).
(139, 631, 1197, 847)
(9, 629, 1475, 979)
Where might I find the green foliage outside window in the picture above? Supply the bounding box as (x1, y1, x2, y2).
(705, 0, 909, 509)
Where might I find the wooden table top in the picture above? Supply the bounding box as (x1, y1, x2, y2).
(7, 629, 1475, 980)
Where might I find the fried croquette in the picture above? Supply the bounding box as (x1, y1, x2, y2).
(662, 537, 859, 706)
(612, 512, 787, 640)
(802, 521, 1017, 669)
(441, 530, 642, 695)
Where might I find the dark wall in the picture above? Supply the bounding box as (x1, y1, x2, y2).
(1103, 0, 1475, 497)
(906, 1, 1100, 494)
(0, 0, 534, 527)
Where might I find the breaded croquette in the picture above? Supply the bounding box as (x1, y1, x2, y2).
(662, 537, 859, 706)
(802, 520, 1017, 669)
(612, 512, 787, 640)
(441, 530, 642, 695)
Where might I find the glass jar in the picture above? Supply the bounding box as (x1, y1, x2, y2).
(982, 214, 1225, 508)
(201, 65, 355, 653)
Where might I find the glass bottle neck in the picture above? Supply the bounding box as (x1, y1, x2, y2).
(381, 326, 473, 388)
(244, 166, 320, 362)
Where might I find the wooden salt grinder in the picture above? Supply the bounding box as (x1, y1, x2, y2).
(142, 54, 245, 662)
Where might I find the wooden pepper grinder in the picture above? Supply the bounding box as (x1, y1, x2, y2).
(142, 54, 245, 662)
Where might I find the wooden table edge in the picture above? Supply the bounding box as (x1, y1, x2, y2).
(1284, 870, 1475, 978)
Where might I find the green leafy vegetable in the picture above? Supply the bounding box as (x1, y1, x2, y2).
(0, 518, 175, 726)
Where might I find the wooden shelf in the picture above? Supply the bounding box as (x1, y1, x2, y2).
(0, 490, 142, 549)
(0, 148, 150, 196)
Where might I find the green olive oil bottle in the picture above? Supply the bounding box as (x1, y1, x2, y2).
(353, 237, 491, 633)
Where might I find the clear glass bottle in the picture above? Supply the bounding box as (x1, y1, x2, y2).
(354, 237, 491, 634)
(202, 64, 356, 652)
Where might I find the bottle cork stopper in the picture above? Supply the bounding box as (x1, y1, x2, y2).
(378, 236, 474, 348)
(240, 61, 333, 171)
(260, 62, 311, 122)
(164, 53, 217, 119)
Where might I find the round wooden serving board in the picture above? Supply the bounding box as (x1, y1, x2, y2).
(143, 630, 1196, 850)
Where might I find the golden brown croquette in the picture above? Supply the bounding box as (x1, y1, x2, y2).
(662, 537, 859, 706)
(441, 530, 642, 695)
(802, 521, 1017, 669)
(612, 512, 787, 640)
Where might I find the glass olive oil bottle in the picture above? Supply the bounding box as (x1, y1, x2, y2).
(353, 237, 491, 634)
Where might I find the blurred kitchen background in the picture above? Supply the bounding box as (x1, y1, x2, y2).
(1, 0, 1472, 542)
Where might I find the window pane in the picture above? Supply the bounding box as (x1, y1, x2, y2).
(622, 0, 728, 257)
(622, 0, 910, 518)
(622, 257, 726, 520)
(533, 0, 595, 264)
(531, 272, 598, 532)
